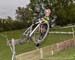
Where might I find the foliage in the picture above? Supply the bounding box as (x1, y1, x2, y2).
(30, 0, 75, 26)
(56, 3, 75, 26)
(0, 17, 29, 32)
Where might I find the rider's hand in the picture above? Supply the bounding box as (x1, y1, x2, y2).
(39, 19, 42, 23)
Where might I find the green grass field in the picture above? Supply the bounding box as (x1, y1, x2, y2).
(0, 27, 75, 60)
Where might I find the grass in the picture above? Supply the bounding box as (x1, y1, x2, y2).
(0, 27, 75, 60)
(50, 27, 75, 32)
(44, 47, 75, 60)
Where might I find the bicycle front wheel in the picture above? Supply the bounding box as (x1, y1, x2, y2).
(31, 22, 49, 44)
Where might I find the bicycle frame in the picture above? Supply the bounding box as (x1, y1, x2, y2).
(23, 22, 40, 37)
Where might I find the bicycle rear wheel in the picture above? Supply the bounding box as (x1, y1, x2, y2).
(21, 24, 34, 42)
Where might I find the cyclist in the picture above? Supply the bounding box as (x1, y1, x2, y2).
(36, 5, 52, 48)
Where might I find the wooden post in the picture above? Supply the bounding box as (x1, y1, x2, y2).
(72, 27, 74, 39)
(11, 38, 16, 60)
(56, 43, 59, 51)
(51, 48, 54, 56)
(40, 48, 43, 59)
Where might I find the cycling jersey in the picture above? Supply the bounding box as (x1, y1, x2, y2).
(41, 16, 49, 23)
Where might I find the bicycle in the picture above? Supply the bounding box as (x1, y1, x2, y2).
(22, 18, 49, 44)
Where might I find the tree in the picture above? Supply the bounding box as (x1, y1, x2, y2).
(66, 4, 75, 24)
(16, 7, 33, 27)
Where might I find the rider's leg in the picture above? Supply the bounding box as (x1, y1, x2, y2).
(40, 23, 47, 38)
(38, 24, 44, 40)
(36, 24, 47, 48)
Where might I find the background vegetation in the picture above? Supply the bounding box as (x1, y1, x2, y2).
(0, 0, 75, 32)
